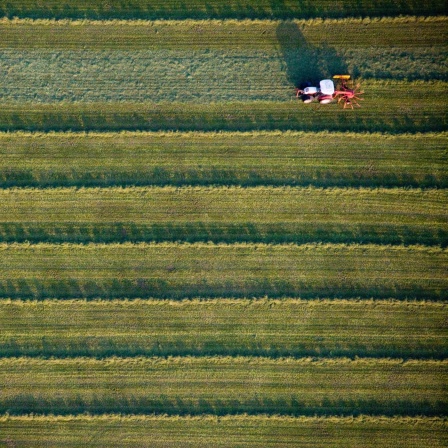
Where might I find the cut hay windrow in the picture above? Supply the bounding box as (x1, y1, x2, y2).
(0, 243, 446, 300)
(0, 415, 446, 448)
(1, 131, 446, 188)
(0, 187, 446, 246)
(0, 299, 445, 359)
(0, 357, 446, 417)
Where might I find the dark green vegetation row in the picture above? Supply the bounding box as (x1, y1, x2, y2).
(2, 132, 446, 188)
(0, 357, 446, 416)
(0, 243, 446, 300)
(0, 0, 445, 20)
(1, 299, 445, 359)
(1, 416, 446, 448)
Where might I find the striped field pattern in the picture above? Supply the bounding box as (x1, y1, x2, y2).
(0, 2, 447, 447)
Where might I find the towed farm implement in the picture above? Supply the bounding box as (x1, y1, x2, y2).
(296, 75, 364, 109)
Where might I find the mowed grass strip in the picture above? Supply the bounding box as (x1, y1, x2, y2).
(0, 187, 446, 246)
(0, 416, 446, 448)
(0, 243, 446, 300)
(1, 81, 446, 133)
(3, 48, 445, 105)
(1, 20, 446, 105)
(1, 299, 446, 359)
(1, 17, 446, 50)
(0, 357, 446, 416)
(2, 132, 446, 188)
(0, 19, 446, 105)
(1, 0, 446, 20)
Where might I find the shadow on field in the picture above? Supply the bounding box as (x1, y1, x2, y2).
(1, 394, 445, 417)
(1, 167, 447, 189)
(0, 222, 446, 247)
(0, 278, 446, 301)
(2, 337, 445, 360)
(276, 21, 348, 88)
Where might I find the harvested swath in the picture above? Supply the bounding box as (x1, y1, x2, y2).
(0, 415, 446, 448)
(0, 357, 446, 416)
(0, 299, 445, 359)
(0, 243, 446, 300)
(0, 0, 446, 20)
(0, 49, 292, 104)
(1, 132, 446, 188)
(0, 187, 446, 246)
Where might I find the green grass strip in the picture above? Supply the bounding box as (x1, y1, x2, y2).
(0, 357, 446, 416)
(0, 415, 446, 448)
(0, 299, 445, 359)
(0, 243, 446, 300)
(1, 132, 446, 188)
(0, 1, 446, 20)
(0, 187, 446, 246)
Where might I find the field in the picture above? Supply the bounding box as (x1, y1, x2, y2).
(0, 2, 447, 447)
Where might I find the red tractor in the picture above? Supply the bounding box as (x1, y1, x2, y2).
(296, 75, 364, 109)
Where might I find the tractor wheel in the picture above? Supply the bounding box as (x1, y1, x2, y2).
(302, 95, 313, 104)
(319, 95, 333, 104)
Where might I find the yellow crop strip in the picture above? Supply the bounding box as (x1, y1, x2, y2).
(0, 357, 446, 416)
(1, 131, 446, 188)
(0, 415, 446, 447)
(0, 299, 445, 359)
(0, 243, 446, 299)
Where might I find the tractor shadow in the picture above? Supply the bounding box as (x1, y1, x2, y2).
(276, 21, 348, 89)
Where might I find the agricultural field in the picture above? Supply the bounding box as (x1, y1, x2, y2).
(0, 1, 447, 447)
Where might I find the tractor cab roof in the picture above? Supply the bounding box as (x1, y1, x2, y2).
(320, 79, 335, 95)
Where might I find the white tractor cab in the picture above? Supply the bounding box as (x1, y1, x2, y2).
(298, 79, 335, 104)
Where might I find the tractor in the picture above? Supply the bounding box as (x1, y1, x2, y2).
(296, 75, 364, 109)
